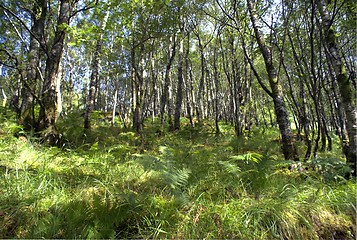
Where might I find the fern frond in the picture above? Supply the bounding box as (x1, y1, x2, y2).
(162, 168, 191, 190)
(135, 154, 164, 172)
(230, 152, 263, 164)
(218, 161, 241, 176)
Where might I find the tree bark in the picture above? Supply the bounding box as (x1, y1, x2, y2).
(38, 0, 73, 145)
(84, 9, 109, 129)
(19, 0, 47, 130)
(84, 39, 101, 129)
(247, 0, 298, 160)
(230, 36, 242, 136)
(174, 37, 184, 130)
(112, 89, 118, 127)
(185, 33, 195, 128)
(213, 44, 220, 135)
(160, 36, 176, 131)
(196, 34, 205, 125)
(317, 0, 357, 176)
(287, 32, 312, 159)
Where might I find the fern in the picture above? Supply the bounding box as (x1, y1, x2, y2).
(4, 122, 24, 135)
(135, 146, 191, 197)
(218, 160, 241, 176)
(162, 168, 191, 191)
(230, 152, 263, 164)
(220, 153, 278, 198)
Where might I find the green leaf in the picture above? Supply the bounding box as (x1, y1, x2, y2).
(58, 23, 69, 32)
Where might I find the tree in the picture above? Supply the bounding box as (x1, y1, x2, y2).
(160, 36, 176, 131)
(37, 0, 75, 144)
(19, 0, 47, 130)
(246, 0, 298, 160)
(174, 34, 185, 130)
(0, 0, 355, 173)
(316, 0, 356, 176)
(84, 4, 110, 130)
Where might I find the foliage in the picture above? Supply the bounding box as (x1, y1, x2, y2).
(0, 0, 355, 236)
(0, 114, 355, 239)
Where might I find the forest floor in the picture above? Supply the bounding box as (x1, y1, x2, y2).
(0, 110, 356, 239)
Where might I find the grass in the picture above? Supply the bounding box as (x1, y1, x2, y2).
(0, 111, 355, 239)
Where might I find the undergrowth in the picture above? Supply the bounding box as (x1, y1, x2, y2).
(0, 111, 355, 239)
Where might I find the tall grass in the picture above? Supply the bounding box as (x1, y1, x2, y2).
(0, 113, 355, 238)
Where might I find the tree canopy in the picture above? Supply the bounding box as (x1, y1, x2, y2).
(0, 0, 356, 238)
(0, 0, 356, 169)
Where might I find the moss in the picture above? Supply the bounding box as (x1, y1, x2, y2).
(327, 28, 336, 44)
(338, 69, 354, 104)
(312, 209, 354, 239)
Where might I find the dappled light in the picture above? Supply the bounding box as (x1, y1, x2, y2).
(0, 0, 355, 238)
(0, 113, 355, 238)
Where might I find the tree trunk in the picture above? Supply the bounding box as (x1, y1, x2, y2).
(174, 37, 184, 130)
(185, 33, 195, 128)
(84, 9, 109, 129)
(19, 0, 47, 130)
(220, 36, 235, 127)
(1, 86, 7, 108)
(317, 0, 357, 176)
(328, 58, 348, 149)
(213, 45, 220, 135)
(103, 76, 109, 113)
(56, 59, 63, 117)
(287, 32, 312, 159)
(38, 0, 72, 145)
(196, 35, 205, 125)
(150, 56, 158, 121)
(160, 36, 176, 131)
(84, 39, 101, 129)
(112, 89, 118, 127)
(131, 46, 145, 134)
(247, 0, 298, 160)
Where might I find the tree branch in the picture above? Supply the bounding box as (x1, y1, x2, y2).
(0, 49, 19, 70)
(0, 3, 49, 57)
(70, 0, 98, 19)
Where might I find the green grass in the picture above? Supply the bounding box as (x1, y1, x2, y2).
(0, 112, 355, 239)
